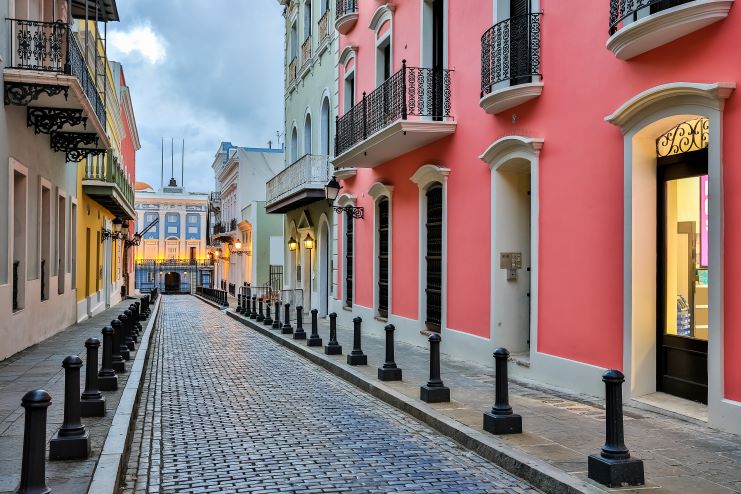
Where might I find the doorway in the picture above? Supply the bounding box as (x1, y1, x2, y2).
(657, 147, 708, 404)
(165, 272, 181, 293)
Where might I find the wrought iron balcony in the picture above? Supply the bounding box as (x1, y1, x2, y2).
(480, 13, 542, 115)
(82, 151, 136, 220)
(301, 37, 312, 68)
(288, 57, 297, 85)
(4, 18, 109, 159)
(333, 61, 455, 168)
(266, 154, 333, 214)
(318, 10, 330, 44)
(335, 0, 358, 34)
(607, 0, 732, 59)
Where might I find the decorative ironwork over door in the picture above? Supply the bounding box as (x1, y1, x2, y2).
(345, 210, 354, 307)
(425, 184, 443, 331)
(378, 199, 390, 318)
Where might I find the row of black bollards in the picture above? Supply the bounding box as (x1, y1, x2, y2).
(230, 302, 644, 488)
(17, 293, 155, 493)
(200, 287, 228, 306)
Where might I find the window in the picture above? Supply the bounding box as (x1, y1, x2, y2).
(321, 96, 331, 156)
(57, 193, 66, 295)
(304, 113, 312, 156)
(344, 71, 355, 113)
(290, 22, 298, 60)
(40, 183, 51, 301)
(304, 0, 312, 39)
(290, 126, 298, 163)
(12, 166, 28, 311)
(143, 213, 159, 239)
(377, 198, 390, 317)
(188, 215, 198, 224)
(425, 184, 443, 330)
(70, 201, 76, 289)
(345, 209, 354, 307)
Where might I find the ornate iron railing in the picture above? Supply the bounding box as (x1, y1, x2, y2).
(335, 61, 453, 156)
(656, 118, 708, 157)
(288, 57, 297, 84)
(83, 151, 135, 209)
(301, 37, 312, 67)
(318, 10, 330, 43)
(481, 13, 542, 97)
(266, 154, 333, 207)
(69, 30, 106, 129)
(337, 0, 358, 17)
(609, 0, 693, 34)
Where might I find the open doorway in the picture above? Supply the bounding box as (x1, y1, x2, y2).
(165, 271, 181, 293)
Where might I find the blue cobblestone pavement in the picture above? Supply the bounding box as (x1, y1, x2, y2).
(121, 296, 539, 493)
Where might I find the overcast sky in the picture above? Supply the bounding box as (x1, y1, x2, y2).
(107, 0, 285, 193)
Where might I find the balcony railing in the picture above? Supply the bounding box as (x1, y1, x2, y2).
(266, 154, 332, 207)
(288, 57, 297, 84)
(6, 19, 106, 130)
(301, 37, 312, 67)
(609, 0, 693, 34)
(335, 61, 452, 157)
(481, 13, 542, 97)
(83, 151, 134, 208)
(337, 0, 358, 17)
(318, 10, 330, 43)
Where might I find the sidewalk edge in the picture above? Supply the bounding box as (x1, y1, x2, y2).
(87, 295, 162, 494)
(222, 304, 599, 494)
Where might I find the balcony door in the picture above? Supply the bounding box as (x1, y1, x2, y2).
(509, 0, 532, 86)
(650, 0, 693, 14)
(422, 0, 445, 120)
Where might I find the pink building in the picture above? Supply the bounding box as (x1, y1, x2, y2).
(329, 0, 740, 434)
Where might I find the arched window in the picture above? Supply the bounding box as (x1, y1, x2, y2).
(304, 113, 312, 156)
(320, 96, 330, 156)
(290, 126, 298, 163)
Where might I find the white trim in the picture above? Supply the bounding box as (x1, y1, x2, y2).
(420, 0, 449, 69)
(606, 81, 739, 434)
(369, 183, 394, 318)
(338, 45, 358, 67)
(374, 13, 393, 89)
(479, 83, 544, 115)
(606, 0, 734, 60)
(410, 164, 451, 187)
(368, 4, 395, 30)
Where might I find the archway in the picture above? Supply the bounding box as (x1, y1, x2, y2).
(165, 272, 181, 293)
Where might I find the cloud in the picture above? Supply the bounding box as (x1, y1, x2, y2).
(109, 24, 167, 65)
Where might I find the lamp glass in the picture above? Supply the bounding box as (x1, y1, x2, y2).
(121, 223, 129, 235)
(325, 177, 340, 202)
(288, 237, 298, 251)
(113, 220, 122, 233)
(235, 242, 242, 250)
(304, 235, 315, 250)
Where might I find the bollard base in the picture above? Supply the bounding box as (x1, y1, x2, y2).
(98, 374, 118, 391)
(272, 322, 281, 330)
(483, 411, 522, 435)
(325, 344, 342, 355)
(112, 361, 126, 374)
(347, 353, 367, 366)
(588, 454, 645, 488)
(281, 326, 293, 335)
(121, 349, 131, 361)
(420, 385, 450, 403)
(307, 336, 323, 347)
(378, 367, 402, 381)
(263, 318, 273, 326)
(80, 397, 106, 417)
(49, 430, 91, 461)
(293, 330, 307, 340)
(256, 316, 264, 322)
(126, 340, 135, 351)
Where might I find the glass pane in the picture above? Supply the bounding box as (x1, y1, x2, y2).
(665, 175, 708, 341)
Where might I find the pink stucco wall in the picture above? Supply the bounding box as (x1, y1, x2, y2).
(336, 0, 741, 401)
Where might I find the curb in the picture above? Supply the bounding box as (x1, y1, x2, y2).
(87, 295, 162, 494)
(219, 302, 600, 494)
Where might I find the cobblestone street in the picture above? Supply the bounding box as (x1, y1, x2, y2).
(122, 296, 537, 493)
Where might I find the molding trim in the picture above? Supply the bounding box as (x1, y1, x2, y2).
(333, 167, 358, 180)
(368, 182, 394, 199)
(606, 0, 734, 60)
(410, 164, 451, 189)
(339, 45, 358, 67)
(605, 82, 735, 132)
(480, 82, 544, 115)
(335, 12, 359, 35)
(369, 4, 395, 30)
(337, 193, 357, 206)
(479, 136, 544, 169)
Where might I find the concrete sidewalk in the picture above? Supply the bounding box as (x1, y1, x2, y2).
(225, 303, 741, 493)
(0, 298, 154, 494)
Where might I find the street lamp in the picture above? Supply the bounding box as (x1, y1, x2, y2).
(303, 234, 315, 250)
(235, 241, 242, 250)
(325, 176, 364, 219)
(288, 237, 298, 251)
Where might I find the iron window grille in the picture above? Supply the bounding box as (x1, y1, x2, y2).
(609, 0, 693, 35)
(336, 0, 358, 17)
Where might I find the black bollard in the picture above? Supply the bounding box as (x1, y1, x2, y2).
(250, 296, 257, 319)
(263, 300, 273, 326)
(378, 324, 402, 381)
(117, 314, 131, 360)
(324, 312, 342, 355)
(483, 348, 521, 434)
(588, 370, 644, 487)
(236, 293, 242, 313)
(135, 301, 145, 322)
(49, 356, 90, 460)
(128, 305, 139, 342)
(307, 309, 322, 346)
(18, 389, 52, 494)
(223, 290, 229, 307)
(110, 319, 126, 373)
(282, 303, 293, 334)
(257, 298, 265, 322)
(81, 338, 106, 417)
(420, 333, 450, 403)
(98, 326, 118, 391)
(272, 301, 281, 330)
(347, 317, 367, 365)
(123, 310, 136, 351)
(293, 306, 306, 340)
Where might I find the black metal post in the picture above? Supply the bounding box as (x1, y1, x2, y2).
(123, 309, 136, 350)
(98, 326, 118, 391)
(294, 306, 306, 340)
(362, 91, 368, 140)
(110, 319, 126, 373)
(263, 301, 273, 326)
(128, 305, 140, 341)
(250, 296, 257, 319)
(81, 338, 105, 417)
(420, 333, 449, 403)
(324, 312, 342, 355)
(401, 59, 408, 119)
(282, 303, 293, 334)
(237, 293, 243, 313)
(378, 324, 401, 381)
(347, 316, 367, 365)
(483, 348, 521, 434)
(135, 301, 145, 321)
(257, 298, 265, 322)
(272, 301, 281, 330)
(50, 356, 90, 460)
(307, 309, 322, 346)
(588, 370, 644, 487)
(18, 389, 52, 494)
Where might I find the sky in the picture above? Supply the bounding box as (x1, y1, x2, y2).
(107, 0, 285, 193)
